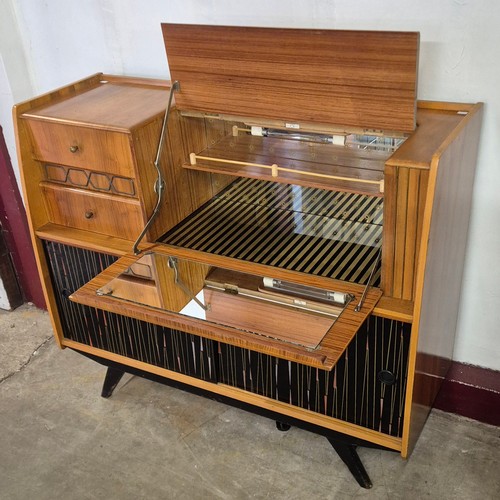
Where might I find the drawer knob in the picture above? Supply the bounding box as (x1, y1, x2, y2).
(84, 210, 94, 219)
(69, 145, 79, 153)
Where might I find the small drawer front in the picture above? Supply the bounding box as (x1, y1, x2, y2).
(41, 182, 144, 240)
(27, 119, 135, 177)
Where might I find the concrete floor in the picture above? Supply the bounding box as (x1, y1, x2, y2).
(1, 304, 499, 500)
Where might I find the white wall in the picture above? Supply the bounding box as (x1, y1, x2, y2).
(0, 0, 34, 188)
(2, 0, 499, 370)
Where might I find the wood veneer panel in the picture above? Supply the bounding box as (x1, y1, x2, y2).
(380, 165, 397, 296)
(70, 245, 381, 370)
(179, 114, 219, 207)
(413, 170, 429, 291)
(205, 117, 237, 194)
(402, 103, 483, 458)
(22, 79, 169, 131)
(41, 183, 144, 241)
(387, 106, 466, 168)
(12, 74, 109, 346)
(393, 167, 409, 298)
(402, 169, 420, 300)
(26, 120, 135, 177)
(373, 296, 413, 323)
(129, 114, 165, 241)
(162, 24, 419, 133)
(382, 165, 428, 301)
(35, 223, 133, 256)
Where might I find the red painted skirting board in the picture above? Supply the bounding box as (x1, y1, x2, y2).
(434, 362, 500, 427)
(0, 125, 45, 309)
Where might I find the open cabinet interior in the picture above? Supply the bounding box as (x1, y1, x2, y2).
(160, 145, 388, 286)
(71, 118, 408, 368)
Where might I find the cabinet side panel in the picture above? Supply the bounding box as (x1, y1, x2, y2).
(14, 100, 67, 345)
(402, 104, 483, 457)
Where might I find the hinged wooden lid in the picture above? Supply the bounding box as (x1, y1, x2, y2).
(162, 24, 419, 133)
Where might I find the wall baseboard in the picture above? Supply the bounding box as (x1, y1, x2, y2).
(434, 361, 500, 426)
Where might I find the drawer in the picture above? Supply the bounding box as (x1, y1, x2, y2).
(41, 182, 144, 240)
(27, 119, 135, 177)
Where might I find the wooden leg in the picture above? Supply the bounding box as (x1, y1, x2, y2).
(101, 366, 125, 398)
(327, 438, 373, 489)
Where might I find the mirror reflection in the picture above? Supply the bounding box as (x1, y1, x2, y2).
(97, 252, 353, 349)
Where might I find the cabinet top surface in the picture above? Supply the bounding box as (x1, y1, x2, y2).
(22, 80, 170, 132)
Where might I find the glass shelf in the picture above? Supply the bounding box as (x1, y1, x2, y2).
(160, 177, 382, 286)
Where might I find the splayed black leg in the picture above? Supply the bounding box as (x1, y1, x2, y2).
(327, 438, 372, 489)
(101, 366, 125, 398)
(276, 421, 291, 431)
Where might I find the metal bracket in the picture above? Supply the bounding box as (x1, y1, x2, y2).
(354, 249, 381, 312)
(132, 80, 180, 255)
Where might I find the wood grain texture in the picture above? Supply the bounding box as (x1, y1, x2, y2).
(179, 114, 217, 205)
(26, 120, 135, 177)
(132, 107, 199, 242)
(380, 165, 397, 295)
(162, 24, 419, 132)
(152, 252, 209, 311)
(132, 107, 246, 242)
(393, 167, 409, 298)
(373, 296, 413, 323)
(206, 117, 239, 193)
(22, 79, 170, 132)
(387, 106, 467, 168)
(402, 102, 483, 458)
(35, 223, 134, 256)
(381, 166, 428, 300)
(70, 245, 381, 370)
(203, 288, 335, 348)
(12, 74, 107, 345)
(129, 113, 165, 240)
(41, 183, 144, 240)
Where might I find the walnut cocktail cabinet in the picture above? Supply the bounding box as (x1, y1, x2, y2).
(14, 25, 482, 489)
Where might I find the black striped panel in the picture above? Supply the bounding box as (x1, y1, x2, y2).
(43, 241, 218, 383)
(218, 316, 411, 437)
(160, 178, 382, 285)
(42, 241, 408, 435)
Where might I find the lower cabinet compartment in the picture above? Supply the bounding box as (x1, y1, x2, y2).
(43, 240, 411, 437)
(43, 240, 218, 383)
(218, 316, 410, 437)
